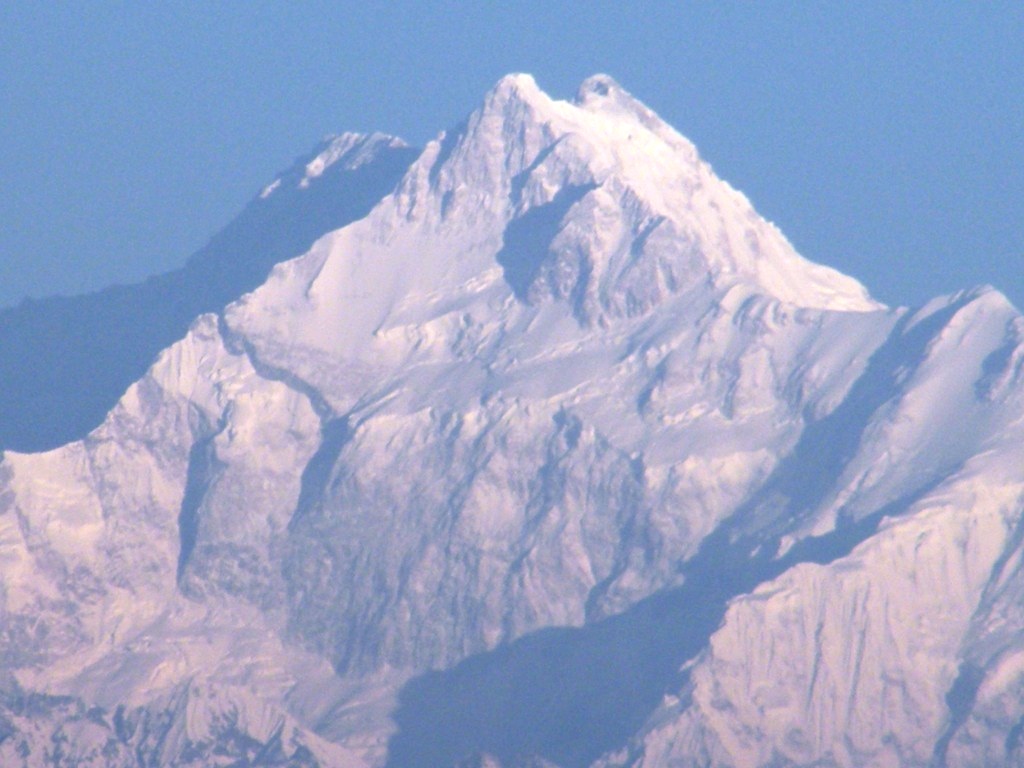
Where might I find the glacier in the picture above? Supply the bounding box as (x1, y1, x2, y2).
(2, 73, 1024, 767)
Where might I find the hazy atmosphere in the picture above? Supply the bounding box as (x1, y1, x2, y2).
(1, 2, 1021, 310)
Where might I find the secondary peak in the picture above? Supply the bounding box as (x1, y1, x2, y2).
(575, 73, 624, 102)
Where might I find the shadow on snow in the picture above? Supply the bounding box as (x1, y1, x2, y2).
(385, 299, 970, 768)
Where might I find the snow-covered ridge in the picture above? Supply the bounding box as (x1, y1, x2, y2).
(399, 72, 879, 312)
(0, 129, 417, 454)
(1, 74, 1023, 768)
(261, 131, 411, 197)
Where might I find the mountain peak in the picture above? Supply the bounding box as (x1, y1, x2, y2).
(576, 73, 621, 98)
(234, 74, 880, 374)
(260, 131, 410, 198)
(442, 73, 881, 315)
(573, 72, 646, 117)
(479, 73, 550, 118)
(489, 72, 542, 97)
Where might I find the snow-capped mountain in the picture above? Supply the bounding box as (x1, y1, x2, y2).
(0, 132, 417, 453)
(2, 74, 1024, 768)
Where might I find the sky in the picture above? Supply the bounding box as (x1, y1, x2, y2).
(1, 3, 1022, 310)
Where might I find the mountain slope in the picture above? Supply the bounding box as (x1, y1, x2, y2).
(0, 133, 417, 453)
(2, 74, 1023, 768)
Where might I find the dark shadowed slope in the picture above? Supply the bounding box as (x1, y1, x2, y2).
(0, 134, 417, 453)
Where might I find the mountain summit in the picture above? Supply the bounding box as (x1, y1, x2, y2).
(229, 72, 878, 411)
(2, 75, 1024, 768)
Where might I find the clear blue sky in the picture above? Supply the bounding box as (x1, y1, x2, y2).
(1, 3, 1021, 310)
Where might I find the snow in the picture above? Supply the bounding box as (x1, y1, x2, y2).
(1, 73, 1024, 767)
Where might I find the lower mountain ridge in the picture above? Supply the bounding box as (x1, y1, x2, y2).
(3, 75, 1024, 768)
